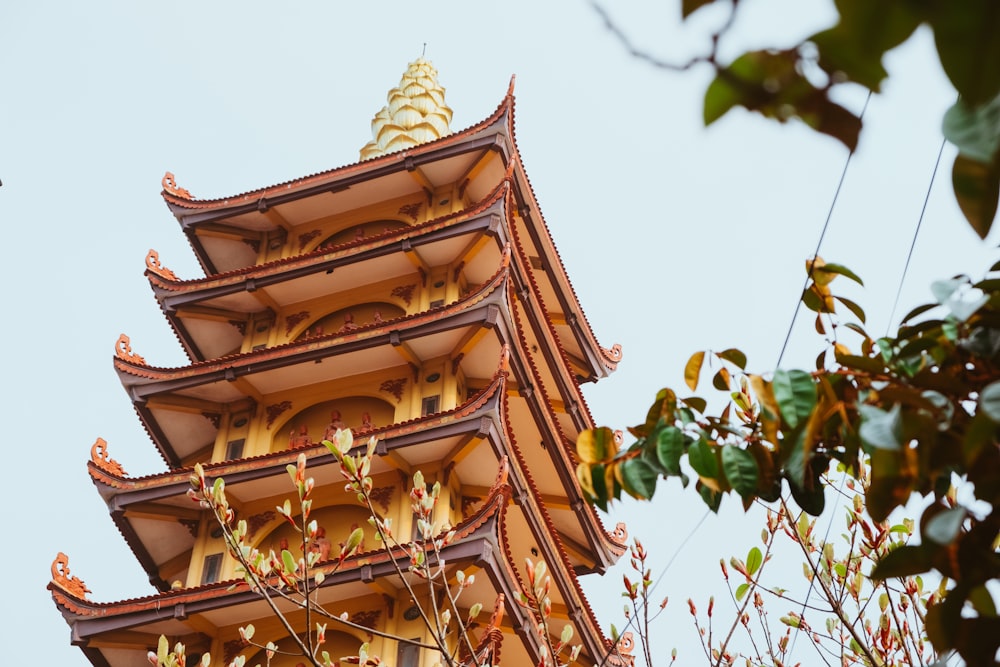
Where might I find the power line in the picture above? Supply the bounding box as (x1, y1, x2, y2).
(595, 508, 712, 667)
(776, 91, 873, 368)
(885, 135, 947, 334)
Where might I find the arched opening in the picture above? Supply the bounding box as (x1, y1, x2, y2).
(296, 302, 406, 340)
(274, 397, 396, 451)
(318, 220, 409, 251)
(257, 504, 376, 563)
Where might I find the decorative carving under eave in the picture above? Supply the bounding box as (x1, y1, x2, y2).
(298, 229, 321, 250)
(115, 334, 146, 365)
(451, 353, 465, 375)
(461, 496, 482, 519)
(241, 238, 261, 254)
(224, 639, 245, 665)
(50, 553, 91, 599)
(612, 522, 628, 543)
(391, 283, 416, 306)
(145, 249, 179, 281)
(162, 171, 193, 199)
(90, 437, 126, 476)
(285, 310, 310, 335)
(266, 400, 292, 428)
(180, 518, 199, 537)
(452, 260, 465, 282)
(369, 486, 394, 513)
(351, 609, 381, 634)
(607, 631, 636, 667)
(229, 319, 248, 336)
(246, 510, 276, 538)
(202, 412, 221, 429)
(398, 202, 422, 221)
(604, 343, 624, 362)
(379, 377, 407, 402)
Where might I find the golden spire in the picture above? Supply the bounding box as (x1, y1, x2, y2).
(360, 58, 454, 160)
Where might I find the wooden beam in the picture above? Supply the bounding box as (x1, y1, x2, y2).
(124, 503, 202, 522)
(443, 433, 482, 469)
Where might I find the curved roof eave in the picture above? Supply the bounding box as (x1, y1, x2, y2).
(114, 257, 511, 393)
(161, 93, 515, 225)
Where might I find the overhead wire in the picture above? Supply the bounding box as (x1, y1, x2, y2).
(884, 135, 947, 334)
(786, 102, 946, 664)
(594, 507, 712, 667)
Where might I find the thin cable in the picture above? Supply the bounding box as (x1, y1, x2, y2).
(785, 475, 847, 661)
(595, 508, 712, 667)
(884, 135, 947, 334)
(776, 91, 873, 368)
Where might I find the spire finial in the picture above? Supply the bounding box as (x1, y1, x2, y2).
(422, 42, 427, 57)
(359, 59, 454, 160)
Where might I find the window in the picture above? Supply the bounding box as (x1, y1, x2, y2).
(201, 553, 223, 585)
(421, 395, 440, 416)
(397, 640, 420, 667)
(225, 439, 245, 460)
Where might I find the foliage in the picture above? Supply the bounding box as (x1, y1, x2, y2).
(578, 257, 1000, 664)
(692, 473, 943, 667)
(168, 428, 581, 667)
(592, 0, 1000, 238)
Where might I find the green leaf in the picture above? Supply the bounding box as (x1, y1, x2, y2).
(871, 545, 932, 579)
(772, 369, 816, 430)
(282, 549, 297, 575)
(979, 380, 1000, 422)
(716, 348, 748, 369)
(786, 472, 825, 516)
(816, 262, 864, 286)
(735, 582, 750, 601)
(952, 153, 1000, 239)
(834, 295, 866, 323)
(900, 302, 938, 324)
(859, 404, 903, 450)
(926, 0, 1000, 106)
(577, 427, 618, 463)
(620, 458, 660, 500)
(684, 351, 705, 391)
(655, 426, 685, 474)
(688, 438, 718, 478)
(698, 481, 723, 512)
(943, 94, 1000, 164)
(931, 277, 966, 304)
(342, 526, 365, 556)
(746, 546, 763, 576)
(923, 506, 966, 545)
(721, 446, 759, 497)
(808, 0, 921, 91)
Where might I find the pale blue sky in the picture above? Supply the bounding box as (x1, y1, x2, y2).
(2, 1, 993, 664)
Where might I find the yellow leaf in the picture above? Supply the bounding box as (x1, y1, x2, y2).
(685, 351, 706, 391)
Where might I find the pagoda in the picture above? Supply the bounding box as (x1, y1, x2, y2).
(50, 59, 629, 667)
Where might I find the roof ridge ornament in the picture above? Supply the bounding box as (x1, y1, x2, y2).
(115, 333, 146, 365)
(91, 437, 127, 476)
(162, 171, 193, 200)
(50, 553, 92, 599)
(145, 249, 179, 281)
(359, 58, 454, 160)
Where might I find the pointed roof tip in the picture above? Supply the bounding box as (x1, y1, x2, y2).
(359, 58, 454, 160)
(506, 74, 516, 98)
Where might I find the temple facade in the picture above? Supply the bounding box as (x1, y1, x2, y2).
(50, 59, 629, 667)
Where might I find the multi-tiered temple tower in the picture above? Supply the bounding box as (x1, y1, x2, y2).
(50, 59, 629, 667)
